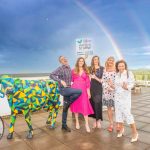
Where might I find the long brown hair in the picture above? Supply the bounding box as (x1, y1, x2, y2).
(90, 55, 100, 73)
(105, 56, 115, 71)
(74, 57, 89, 74)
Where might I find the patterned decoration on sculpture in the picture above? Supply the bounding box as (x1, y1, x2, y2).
(0, 75, 60, 139)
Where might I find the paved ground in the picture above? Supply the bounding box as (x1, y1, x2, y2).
(0, 87, 150, 150)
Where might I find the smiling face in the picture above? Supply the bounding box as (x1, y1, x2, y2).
(78, 58, 85, 68)
(59, 56, 68, 65)
(75, 57, 89, 74)
(107, 57, 115, 67)
(93, 56, 99, 66)
(118, 62, 126, 73)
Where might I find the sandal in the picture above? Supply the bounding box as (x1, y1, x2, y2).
(96, 120, 101, 129)
(85, 124, 90, 133)
(92, 121, 97, 129)
(117, 128, 124, 138)
(116, 126, 121, 131)
(107, 125, 113, 132)
(76, 122, 80, 130)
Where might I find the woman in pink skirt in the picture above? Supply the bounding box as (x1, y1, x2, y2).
(70, 57, 94, 132)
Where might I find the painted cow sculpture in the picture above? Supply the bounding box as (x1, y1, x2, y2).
(0, 75, 60, 139)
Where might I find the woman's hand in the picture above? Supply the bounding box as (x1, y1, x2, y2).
(90, 74, 96, 79)
(61, 80, 67, 87)
(122, 82, 128, 90)
(87, 89, 91, 99)
(108, 88, 113, 92)
(108, 79, 113, 87)
(90, 74, 101, 83)
(108, 79, 112, 85)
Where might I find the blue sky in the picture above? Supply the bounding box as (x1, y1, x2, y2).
(0, 0, 150, 73)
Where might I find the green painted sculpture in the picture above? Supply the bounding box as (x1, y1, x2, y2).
(0, 75, 60, 139)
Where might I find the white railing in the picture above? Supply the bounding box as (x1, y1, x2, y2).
(135, 80, 150, 87)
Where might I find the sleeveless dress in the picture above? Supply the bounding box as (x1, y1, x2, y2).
(102, 71, 116, 107)
(89, 67, 104, 120)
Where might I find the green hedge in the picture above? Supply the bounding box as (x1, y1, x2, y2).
(132, 70, 150, 81)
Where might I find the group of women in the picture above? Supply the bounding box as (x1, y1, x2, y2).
(70, 56, 138, 143)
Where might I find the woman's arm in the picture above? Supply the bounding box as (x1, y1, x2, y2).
(86, 75, 91, 99)
(87, 88, 91, 99)
(101, 73, 109, 89)
(91, 74, 102, 83)
(122, 71, 135, 91)
(127, 71, 135, 90)
(108, 79, 115, 90)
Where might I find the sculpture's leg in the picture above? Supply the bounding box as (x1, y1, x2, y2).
(22, 109, 33, 139)
(7, 111, 17, 139)
(46, 107, 52, 125)
(50, 105, 60, 128)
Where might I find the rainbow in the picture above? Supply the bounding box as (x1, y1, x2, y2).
(75, 0, 123, 59)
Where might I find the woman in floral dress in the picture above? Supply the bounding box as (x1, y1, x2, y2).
(102, 56, 116, 132)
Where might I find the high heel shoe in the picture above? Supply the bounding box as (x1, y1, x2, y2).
(96, 120, 101, 129)
(76, 123, 80, 130)
(130, 133, 138, 143)
(85, 124, 90, 133)
(117, 128, 124, 138)
(107, 124, 113, 132)
(92, 121, 97, 129)
(116, 126, 121, 132)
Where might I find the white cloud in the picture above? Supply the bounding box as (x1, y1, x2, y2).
(130, 65, 150, 69)
(141, 45, 150, 49)
(123, 45, 150, 56)
(145, 65, 150, 69)
(125, 52, 150, 56)
(143, 52, 150, 55)
(123, 45, 150, 51)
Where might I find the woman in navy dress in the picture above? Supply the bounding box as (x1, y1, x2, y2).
(89, 56, 104, 128)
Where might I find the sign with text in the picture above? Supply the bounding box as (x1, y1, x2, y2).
(76, 38, 93, 58)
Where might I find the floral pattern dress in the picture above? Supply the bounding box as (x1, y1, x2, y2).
(102, 71, 116, 107)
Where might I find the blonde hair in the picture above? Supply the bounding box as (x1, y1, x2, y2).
(105, 56, 115, 71)
(74, 57, 89, 74)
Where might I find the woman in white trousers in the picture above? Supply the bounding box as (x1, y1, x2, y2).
(109, 60, 138, 143)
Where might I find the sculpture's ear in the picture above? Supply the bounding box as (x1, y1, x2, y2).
(0, 91, 4, 98)
(0, 85, 5, 98)
(0, 76, 4, 98)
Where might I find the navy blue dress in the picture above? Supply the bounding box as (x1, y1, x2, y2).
(89, 66, 104, 120)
